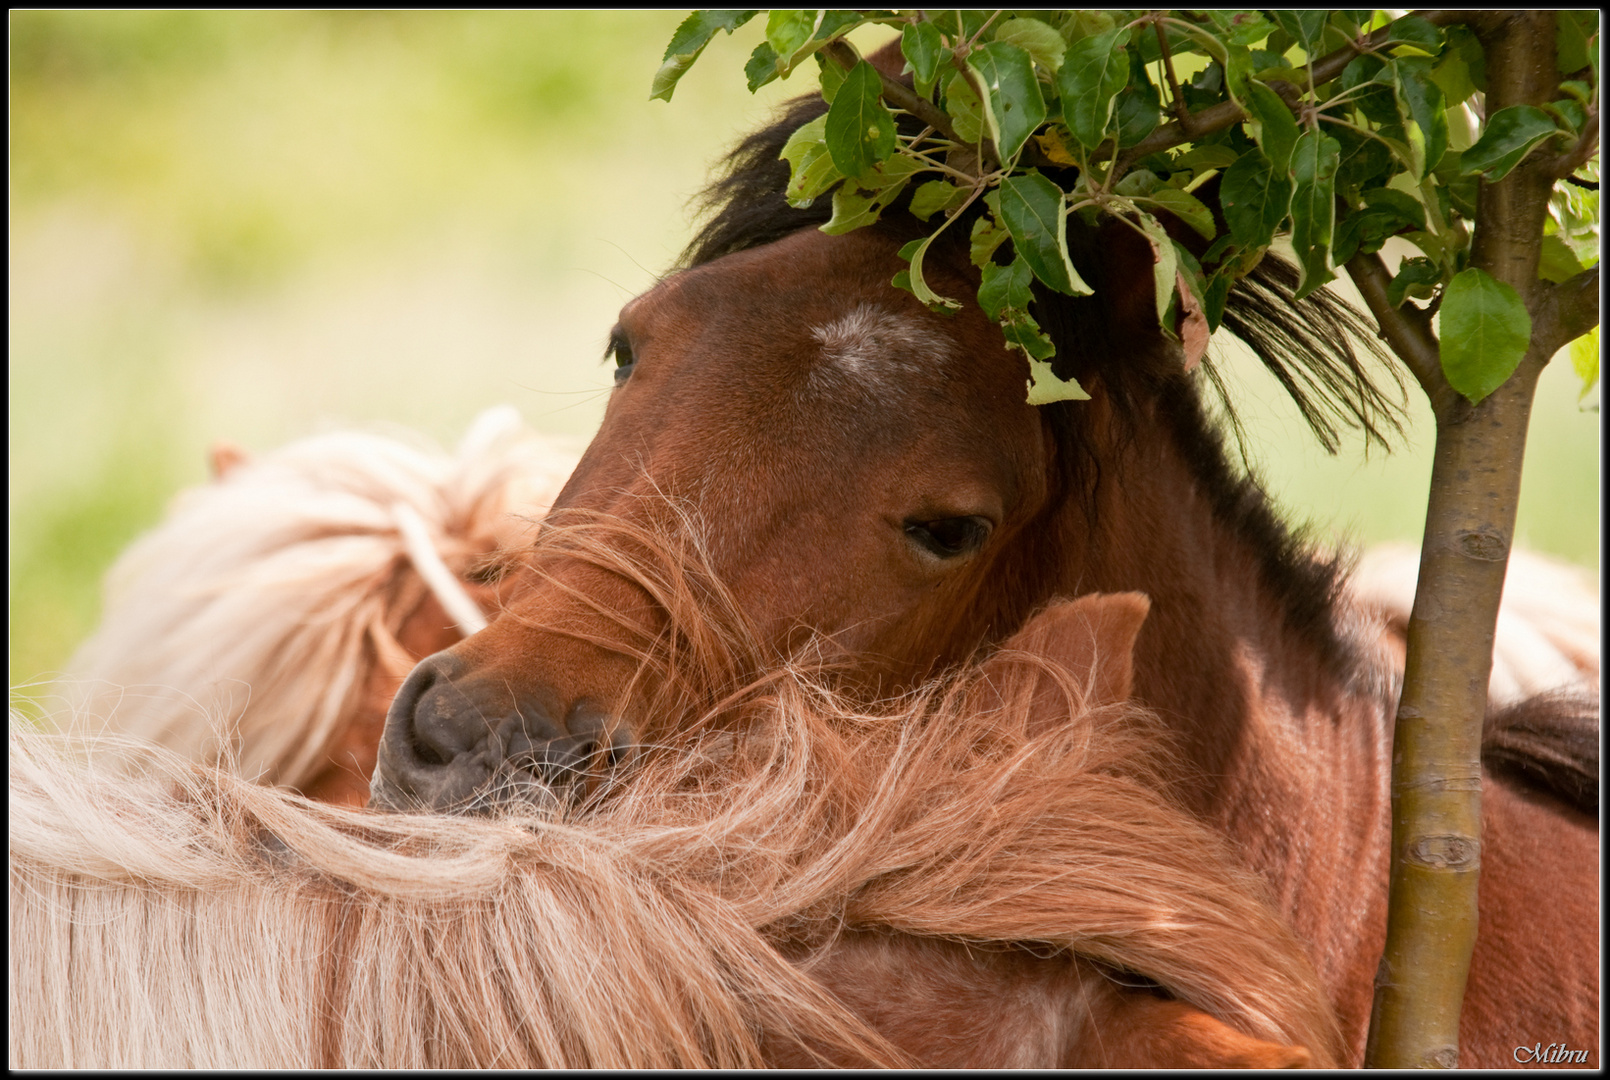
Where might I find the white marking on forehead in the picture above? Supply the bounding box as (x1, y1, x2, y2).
(809, 303, 950, 389)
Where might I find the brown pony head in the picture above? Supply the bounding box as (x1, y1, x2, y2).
(371, 78, 1398, 813)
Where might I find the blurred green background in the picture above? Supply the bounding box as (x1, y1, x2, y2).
(9, 11, 1600, 687)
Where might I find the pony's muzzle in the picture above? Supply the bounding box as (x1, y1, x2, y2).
(369, 650, 634, 813)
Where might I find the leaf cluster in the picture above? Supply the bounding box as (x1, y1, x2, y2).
(655, 10, 1600, 405)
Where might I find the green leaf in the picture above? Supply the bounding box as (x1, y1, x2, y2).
(1174, 145, 1240, 172)
(969, 208, 1009, 268)
(1026, 356, 1091, 402)
(766, 10, 817, 68)
(1270, 11, 1327, 51)
(744, 42, 781, 92)
(1059, 10, 1116, 46)
(967, 41, 1047, 163)
(1380, 14, 1443, 53)
(1112, 48, 1162, 147)
(1393, 57, 1448, 175)
(1363, 187, 1428, 232)
(780, 115, 842, 208)
(1289, 130, 1341, 299)
(1461, 105, 1561, 181)
(908, 179, 966, 222)
(978, 256, 1061, 366)
(1537, 234, 1586, 284)
(1221, 148, 1292, 250)
(1207, 10, 1276, 49)
(1544, 98, 1588, 136)
(1223, 43, 1256, 101)
(998, 171, 1091, 295)
(816, 52, 847, 104)
(1557, 11, 1596, 74)
(1203, 269, 1234, 330)
(978, 251, 1035, 321)
(934, 10, 992, 42)
(894, 236, 961, 312)
(1387, 256, 1442, 308)
(651, 10, 760, 101)
(1114, 169, 1162, 198)
(811, 11, 863, 43)
(1135, 212, 1180, 330)
(820, 186, 882, 234)
(1439, 267, 1532, 404)
(944, 72, 984, 145)
(1568, 327, 1599, 401)
(1430, 38, 1478, 106)
(1244, 80, 1298, 174)
(1143, 188, 1216, 240)
(824, 60, 897, 179)
(1059, 28, 1131, 149)
(993, 17, 1066, 72)
(901, 21, 945, 99)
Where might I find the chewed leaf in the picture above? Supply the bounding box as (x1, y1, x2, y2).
(969, 211, 1009, 268)
(1026, 357, 1090, 403)
(944, 72, 985, 145)
(820, 186, 882, 234)
(651, 10, 760, 101)
(968, 41, 1047, 163)
(978, 254, 1034, 321)
(1439, 268, 1532, 404)
(992, 17, 1065, 73)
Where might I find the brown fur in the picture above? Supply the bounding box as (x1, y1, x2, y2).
(373, 211, 1598, 1065)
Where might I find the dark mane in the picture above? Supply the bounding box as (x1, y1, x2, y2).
(682, 94, 1408, 676)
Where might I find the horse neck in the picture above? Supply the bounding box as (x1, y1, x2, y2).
(1047, 399, 1396, 1047)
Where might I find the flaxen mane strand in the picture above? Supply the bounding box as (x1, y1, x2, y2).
(57, 408, 578, 791)
(11, 612, 1343, 1068)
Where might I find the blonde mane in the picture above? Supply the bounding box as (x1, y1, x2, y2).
(56, 408, 579, 790)
(11, 631, 1343, 1067)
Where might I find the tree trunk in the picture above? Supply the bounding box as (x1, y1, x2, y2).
(1361, 11, 1575, 1067)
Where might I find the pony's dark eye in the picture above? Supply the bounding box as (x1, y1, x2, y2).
(904, 516, 991, 559)
(609, 334, 635, 386)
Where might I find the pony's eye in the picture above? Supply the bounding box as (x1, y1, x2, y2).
(904, 516, 991, 559)
(609, 335, 635, 386)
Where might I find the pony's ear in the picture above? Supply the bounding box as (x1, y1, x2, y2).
(974, 592, 1151, 735)
(865, 38, 909, 80)
(209, 440, 251, 480)
(1092, 215, 1211, 372)
(1084, 997, 1312, 1069)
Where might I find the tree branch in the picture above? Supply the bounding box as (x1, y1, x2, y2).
(1532, 265, 1601, 356)
(1548, 114, 1600, 179)
(1343, 250, 1447, 397)
(1117, 10, 1475, 172)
